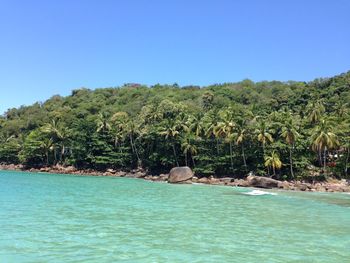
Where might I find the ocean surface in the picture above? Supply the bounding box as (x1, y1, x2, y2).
(0, 170, 349, 262)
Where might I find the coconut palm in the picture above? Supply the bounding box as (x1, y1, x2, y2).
(264, 151, 282, 177)
(281, 118, 300, 178)
(311, 119, 339, 171)
(42, 119, 71, 164)
(40, 137, 54, 165)
(187, 114, 204, 138)
(203, 111, 220, 154)
(0, 134, 15, 143)
(96, 112, 112, 133)
(234, 118, 248, 172)
(181, 134, 198, 167)
(159, 119, 182, 167)
(333, 101, 348, 118)
(214, 110, 235, 172)
(111, 112, 142, 166)
(307, 101, 325, 124)
(255, 120, 274, 156)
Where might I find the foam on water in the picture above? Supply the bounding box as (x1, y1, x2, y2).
(244, 189, 277, 196)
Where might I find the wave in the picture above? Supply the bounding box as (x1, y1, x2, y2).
(244, 189, 277, 196)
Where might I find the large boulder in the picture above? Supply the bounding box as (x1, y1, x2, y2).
(246, 175, 279, 189)
(168, 166, 194, 183)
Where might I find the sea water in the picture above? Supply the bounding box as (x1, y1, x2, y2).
(1, 170, 349, 262)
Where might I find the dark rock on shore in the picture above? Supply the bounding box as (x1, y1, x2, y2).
(1, 163, 350, 192)
(168, 166, 193, 183)
(246, 175, 279, 189)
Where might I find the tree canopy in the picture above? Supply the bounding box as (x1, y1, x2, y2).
(1, 71, 350, 179)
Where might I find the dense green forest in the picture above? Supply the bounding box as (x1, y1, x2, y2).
(1, 72, 350, 180)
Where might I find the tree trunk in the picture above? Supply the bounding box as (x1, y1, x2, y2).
(192, 155, 196, 168)
(60, 145, 65, 164)
(130, 134, 141, 166)
(229, 141, 234, 172)
(241, 144, 247, 172)
(345, 147, 349, 176)
(46, 150, 49, 165)
(184, 151, 188, 167)
(262, 143, 265, 157)
(289, 146, 294, 179)
(53, 147, 57, 165)
(323, 147, 327, 172)
(172, 143, 179, 167)
(318, 149, 322, 167)
(273, 166, 276, 177)
(216, 138, 220, 154)
(262, 143, 267, 174)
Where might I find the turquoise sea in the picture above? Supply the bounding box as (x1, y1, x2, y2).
(0, 170, 349, 262)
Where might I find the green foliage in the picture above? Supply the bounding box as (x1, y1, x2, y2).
(1, 71, 350, 179)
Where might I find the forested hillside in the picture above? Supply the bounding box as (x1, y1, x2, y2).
(1, 72, 350, 179)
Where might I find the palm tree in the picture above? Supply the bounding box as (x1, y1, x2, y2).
(111, 112, 142, 166)
(333, 101, 348, 118)
(307, 101, 325, 124)
(255, 120, 274, 157)
(214, 110, 235, 172)
(188, 114, 204, 138)
(203, 111, 220, 154)
(181, 134, 198, 167)
(264, 151, 282, 178)
(281, 118, 300, 178)
(234, 118, 248, 172)
(42, 119, 71, 164)
(159, 119, 182, 167)
(311, 119, 339, 171)
(40, 137, 54, 165)
(0, 134, 15, 143)
(96, 112, 112, 133)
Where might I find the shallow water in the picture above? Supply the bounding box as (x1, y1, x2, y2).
(1, 171, 349, 262)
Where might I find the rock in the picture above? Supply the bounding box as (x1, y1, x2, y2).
(191, 176, 199, 183)
(40, 167, 50, 172)
(326, 184, 346, 192)
(295, 183, 308, 191)
(197, 177, 209, 184)
(126, 171, 146, 178)
(232, 179, 250, 187)
(168, 166, 194, 183)
(179, 180, 193, 184)
(64, 166, 76, 173)
(144, 175, 153, 180)
(278, 181, 291, 190)
(208, 177, 221, 185)
(159, 174, 169, 181)
(219, 177, 234, 184)
(246, 175, 279, 189)
(106, 168, 116, 174)
(115, 171, 127, 177)
(315, 185, 326, 192)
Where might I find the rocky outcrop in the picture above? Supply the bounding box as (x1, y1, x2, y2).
(246, 175, 279, 188)
(231, 179, 250, 187)
(0, 163, 24, 171)
(168, 166, 194, 183)
(1, 163, 350, 192)
(197, 177, 210, 184)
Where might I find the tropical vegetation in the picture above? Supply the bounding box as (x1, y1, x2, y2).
(1, 72, 350, 180)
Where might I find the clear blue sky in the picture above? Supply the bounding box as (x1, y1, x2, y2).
(0, 0, 349, 114)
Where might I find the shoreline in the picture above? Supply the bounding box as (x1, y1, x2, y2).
(1, 163, 349, 193)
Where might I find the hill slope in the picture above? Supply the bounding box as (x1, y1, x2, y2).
(1, 71, 350, 179)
